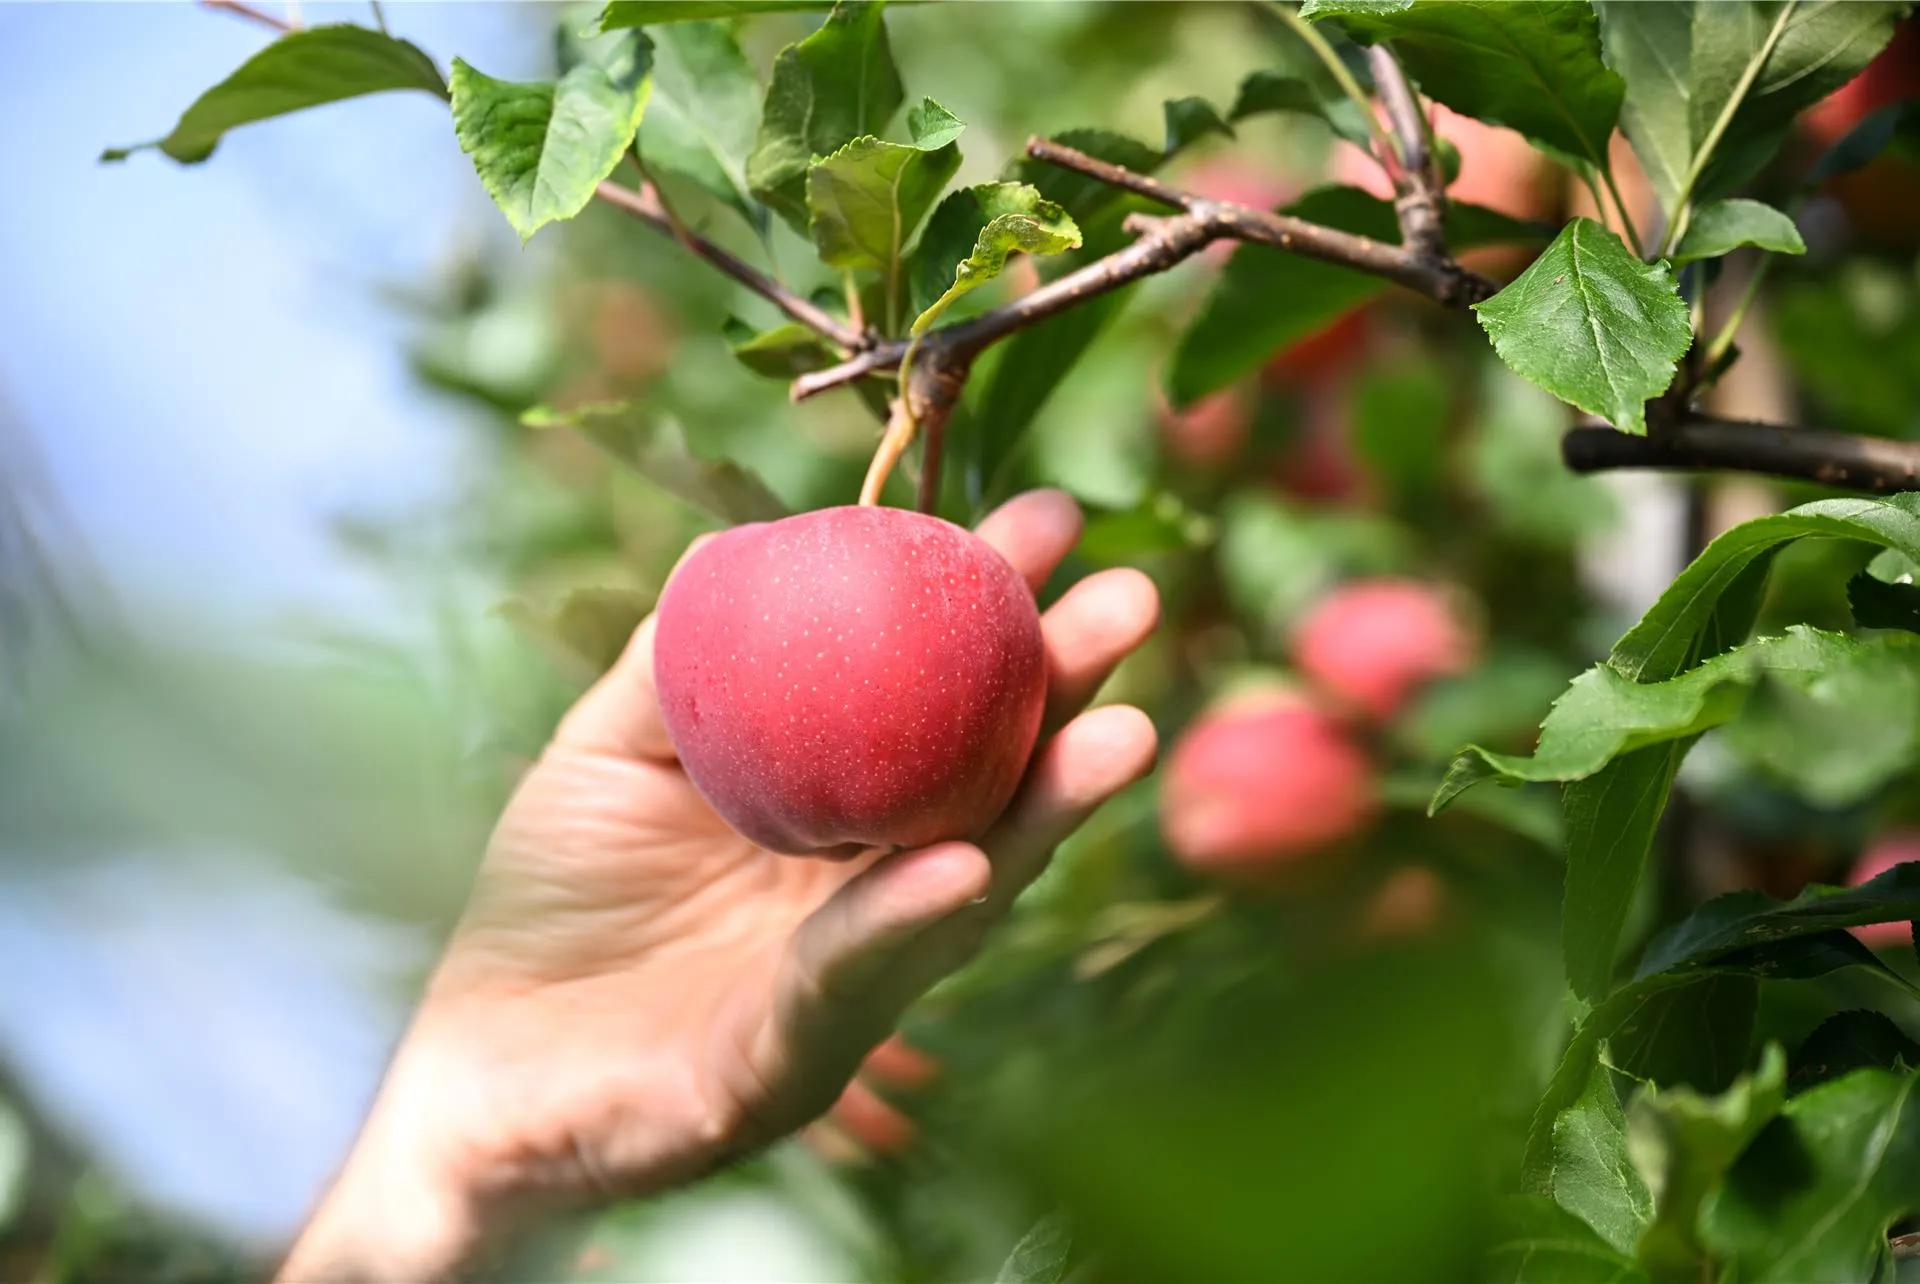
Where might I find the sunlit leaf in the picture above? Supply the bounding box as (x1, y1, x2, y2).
(451, 36, 653, 242)
(599, 0, 836, 28)
(102, 25, 447, 164)
(1670, 198, 1805, 265)
(804, 98, 963, 276)
(908, 182, 1080, 333)
(1473, 219, 1692, 436)
(637, 20, 765, 233)
(746, 0, 902, 231)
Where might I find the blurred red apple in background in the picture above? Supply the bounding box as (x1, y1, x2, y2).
(654, 507, 1047, 856)
(1157, 383, 1254, 467)
(1161, 686, 1377, 877)
(1291, 579, 1475, 722)
(1848, 832, 1920, 951)
(1802, 17, 1920, 250)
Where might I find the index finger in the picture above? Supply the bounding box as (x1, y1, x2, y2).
(972, 489, 1084, 593)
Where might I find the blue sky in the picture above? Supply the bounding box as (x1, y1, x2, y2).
(0, 3, 548, 633)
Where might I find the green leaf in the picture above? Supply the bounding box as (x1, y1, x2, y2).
(1307, 0, 1623, 168)
(1626, 1045, 1787, 1284)
(1791, 1011, 1920, 1094)
(522, 401, 787, 524)
(499, 585, 652, 682)
(599, 0, 836, 28)
(1636, 863, 1920, 981)
(1609, 974, 1759, 1096)
(1613, 495, 1920, 683)
(1169, 187, 1545, 407)
(101, 25, 447, 164)
(451, 37, 653, 242)
(722, 318, 837, 377)
(1699, 1068, 1920, 1282)
(1552, 1056, 1653, 1254)
(1227, 70, 1324, 123)
(1473, 219, 1692, 436)
(907, 183, 1080, 333)
(994, 1211, 1071, 1284)
(1850, 572, 1920, 637)
(637, 21, 764, 234)
(746, 1, 902, 232)
(1524, 935, 1894, 1197)
(1162, 96, 1233, 154)
(1670, 198, 1805, 265)
(1003, 129, 1163, 224)
(1595, 1, 1905, 214)
(805, 97, 963, 279)
(1485, 1196, 1651, 1284)
(1515, 494, 1920, 1009)
(1435, 627, 1920, 805)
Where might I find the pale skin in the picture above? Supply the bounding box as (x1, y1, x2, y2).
(278, 490, 1161, 1282)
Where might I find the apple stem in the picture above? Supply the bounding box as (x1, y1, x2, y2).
(859, 399, 919, 506)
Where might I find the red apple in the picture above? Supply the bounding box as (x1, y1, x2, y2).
(1292, 579, 1475, 721)
(1847, 832, 1920, 951)
(1161, 687, 1377, 876)
(653, 506, 1047, 856)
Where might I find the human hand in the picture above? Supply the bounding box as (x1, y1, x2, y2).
(278, 491, 1159, 1281)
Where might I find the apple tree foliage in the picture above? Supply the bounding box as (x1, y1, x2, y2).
(90, 1, 1920, 1279)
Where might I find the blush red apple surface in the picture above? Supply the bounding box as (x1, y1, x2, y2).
(653, 506, 1047, 857)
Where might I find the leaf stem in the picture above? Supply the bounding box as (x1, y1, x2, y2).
(1701, 251, 1776, 375)
(1275, 3, 1394, 165)
(1599, 163, 1645, 258)
(1657, 0, 1799, 258)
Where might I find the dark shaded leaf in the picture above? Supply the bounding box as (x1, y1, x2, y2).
(1791, 1010, 1920, 1094)
(1851, 572, 1920, 637)
(1307, 0, 1623, 167)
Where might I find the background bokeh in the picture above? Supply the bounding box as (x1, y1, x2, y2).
(2, 3, 1917, 1281)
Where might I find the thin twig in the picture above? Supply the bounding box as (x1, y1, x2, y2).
(198, 0, 292, 33)
(1564, 416, 1920, 495)
(369, 0, 388, 34)
(593, 180, 863, 352)
(1275, 2, 1394, 165)
(1367, 46, 1447, 260)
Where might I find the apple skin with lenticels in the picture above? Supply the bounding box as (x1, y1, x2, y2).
(652, 506, 1048, 857)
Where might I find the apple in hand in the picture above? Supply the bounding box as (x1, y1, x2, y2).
(653, 506, 1047, 856)
(1848, 831, 1920, 951)
(1161, 686, 1377, 876)
(1292, 579, 1475, 722)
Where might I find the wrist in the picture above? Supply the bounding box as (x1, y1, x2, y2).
(277, 1023, 487, 1282)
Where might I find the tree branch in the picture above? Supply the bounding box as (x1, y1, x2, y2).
(593, 180, 865, 353)
(1563, 416, 1920, 495)
(1366, 47, 1448, 261)
(199, 0, 295, 32)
